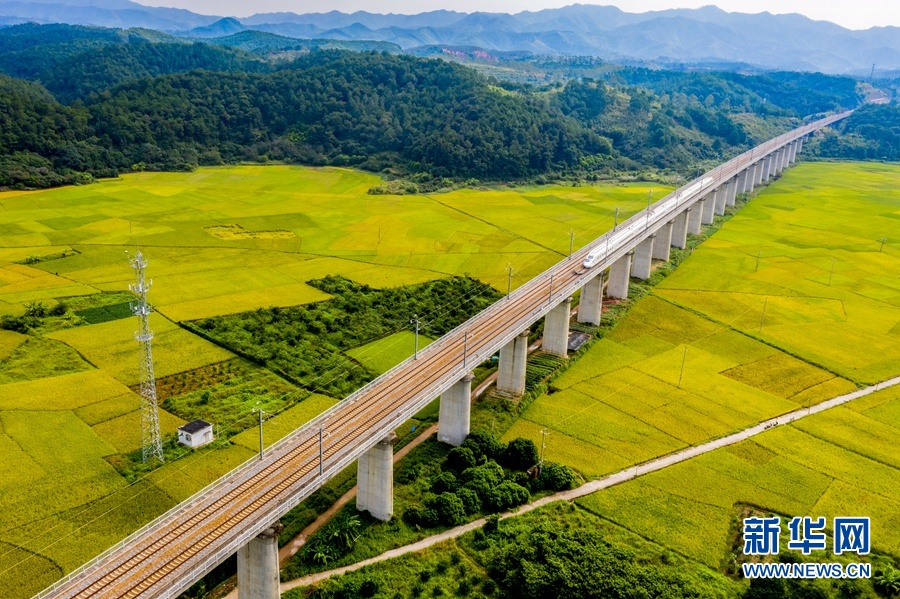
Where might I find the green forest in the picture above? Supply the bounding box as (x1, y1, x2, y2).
(0, 22, 893, 191)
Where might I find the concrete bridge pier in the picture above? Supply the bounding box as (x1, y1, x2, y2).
(701, 190, 717, 224)
(714, 181, 729, 214)
(754, 160, 765, 186)
(725, 177, 738, 207)
(357, 434, 397, 521)
(438, 373, 475, 446)
(745, 164, 757, 193)
(607, 252, 632, 299)
(542, 296, 573, 357)
(736, 169, 749, 195)
(789, 139, 799, 163)
(653, 221, 674, 261)
(497, 330, 529, 396)
(687, 201, 703, 235)
(762, 155, 773, 181)
(577, 274, 603, 326)
(775, 147, 786, 173)
(237, 523, 283, 599)
(631, 235, 655, 280)
(671, 209, 689, 249)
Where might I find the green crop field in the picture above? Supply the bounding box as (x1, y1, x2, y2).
(346, 330, 436, 374)
(506, 162, 899, 484)
(0, 166, 655, 321)
(577, 384, 900, 568)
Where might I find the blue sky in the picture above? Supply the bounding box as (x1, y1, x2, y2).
(135, 0, 900, 30)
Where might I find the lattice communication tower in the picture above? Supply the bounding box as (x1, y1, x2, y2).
(130, 251, 164, 463)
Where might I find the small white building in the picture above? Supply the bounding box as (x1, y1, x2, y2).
(178, 419, 214, 448)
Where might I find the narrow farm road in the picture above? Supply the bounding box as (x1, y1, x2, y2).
(280, 374, 900, 594)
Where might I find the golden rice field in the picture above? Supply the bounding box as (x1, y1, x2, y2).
(656, 162, 900, 385)
(577, 384, 900, 567)
(0, 167, 658, 598)
(506, 162, 899, 480)
(0, 162, 897, 598)
(0, 166, 656, 321)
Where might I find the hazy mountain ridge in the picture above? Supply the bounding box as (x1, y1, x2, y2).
(0, 0, 899, 73)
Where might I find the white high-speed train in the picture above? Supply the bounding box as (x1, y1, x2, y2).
(581, 176, 713, 269)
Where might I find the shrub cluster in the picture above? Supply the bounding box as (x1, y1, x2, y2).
(403, 431, 575, 528)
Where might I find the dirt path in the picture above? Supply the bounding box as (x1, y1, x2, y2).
(279, 374, 900, 593)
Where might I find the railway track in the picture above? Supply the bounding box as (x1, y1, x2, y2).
(33, 110, 851, 599)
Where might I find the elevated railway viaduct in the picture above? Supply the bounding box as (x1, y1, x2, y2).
(33, 110, 852, 599)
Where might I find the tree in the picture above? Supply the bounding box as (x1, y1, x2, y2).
(425, 492, 466, 526)
(875, 564, 900, 598)
(461, 430, 504, 461)
(534, 462, 575, 491)
(444, 446, 477, 473)
(501, 437, 539, 470)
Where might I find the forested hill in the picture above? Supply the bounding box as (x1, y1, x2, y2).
(0, 23, 874, 191)
(808, 104, 900, 161)
(0, 23, 270, 103)
(0, 51, 610, 188)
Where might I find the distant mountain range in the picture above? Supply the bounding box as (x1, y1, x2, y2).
(1, 0, 899, 74)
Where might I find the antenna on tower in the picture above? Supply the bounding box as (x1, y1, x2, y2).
(129, 250, 164, 464)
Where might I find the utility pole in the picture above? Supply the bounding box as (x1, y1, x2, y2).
(646, 189, 653, 229)
(252, 406, 268, 461)
(506, 264, 513, 299)
(678, 346, 687, 389)
(614, 207, 619, 230)
(828, 257, 836, 286)
(569, 229, 575, 258)
(410, 314, 421, 359)
(539, 429, 549, 467)
(548, 274, 554, 305)
(463, 330, 472, 369)
(879, 236, 886, 252)
(755, 251, 761, 272)
(759, 298, 768, 333)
